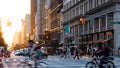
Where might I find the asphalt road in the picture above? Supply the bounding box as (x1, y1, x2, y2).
(4, 54, 120, 68)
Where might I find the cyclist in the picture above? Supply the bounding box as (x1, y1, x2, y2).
(28, 40, 37, 60)
(33, 45, 42, 60)
(97, 42, 109, 67)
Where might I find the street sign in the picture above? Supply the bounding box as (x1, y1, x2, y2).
(110, 21, 120, 24)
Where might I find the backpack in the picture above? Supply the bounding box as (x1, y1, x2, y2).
(36, 49, 42, 58)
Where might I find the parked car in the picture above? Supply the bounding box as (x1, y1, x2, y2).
(14, 50, 20, 56)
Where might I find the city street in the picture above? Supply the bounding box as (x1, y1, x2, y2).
(1, 0, 120, 68)
(3, 54, 120, 68)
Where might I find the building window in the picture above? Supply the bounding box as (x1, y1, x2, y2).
(89, 0, 93, 10)
(70, 27, 73, 36)
(84, 22, 88, 34)
(73, 26, 74, 36)
(79, 24, 83, 35)
(89, 20, 94, 32)
(73, 9, 75, 17)
(93, 34, 97, 41)
(99, 33, 104, 40)
(100, 15, 106, 31)
(88, 35, 92, 41)
(83, 36, 87, 42)
(63, 14, 67, 22)
(76, 7, 79, 16)
(80, 5, 83, 15)
(66, 3, 69, 9)
(107, 13, 113, 27)
(84, 2, 88, 12)
(108, 34, 113, 39)
(75, 25, 78, 36)
(76, 0, 79, 3)
(101, 0, 106, 4)
(64, 4, 67, 10)
(108, 0, 112, 2)
(94, 18, 99, 32)
(73, 0, 76, 5)
(67, 13, 70, 21)
(106, 32, 112, 39)
(94, 0, 99, 7)
(70, 1, 72, 7)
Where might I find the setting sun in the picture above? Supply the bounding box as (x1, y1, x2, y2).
(0, 0, 30, 47)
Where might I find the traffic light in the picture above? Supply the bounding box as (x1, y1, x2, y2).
(80, 18, 85, 24)
(7, 21, 12, 27)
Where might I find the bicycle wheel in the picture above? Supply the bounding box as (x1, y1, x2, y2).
(86, 62, 96, 68)
(106, 61, 115, 68)
(17, 62, 32, 68)
(36, 61, 47, 68)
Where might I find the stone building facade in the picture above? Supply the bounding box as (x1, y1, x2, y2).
(49, 0, 63, 47)
(30, 0, 37, 39)
(62, 0, 120, 55)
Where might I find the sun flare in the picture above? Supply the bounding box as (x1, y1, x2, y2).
(1, 20, 22, 46)
(0, 0, 30, 47)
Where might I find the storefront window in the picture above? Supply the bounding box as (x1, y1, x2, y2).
(106, 32, 112, 39)
(88, 35, 92, 41)
(93, 34, 97, 41)
(99, 33, 104, 40)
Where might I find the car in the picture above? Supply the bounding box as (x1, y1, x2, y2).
(14, 50, 20, 56)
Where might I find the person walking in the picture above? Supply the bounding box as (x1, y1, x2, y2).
(66, 46, 71, 58)
(73, 48, 79, 59)
(61, 46, 67, 59)
(92, 46, 98, 58)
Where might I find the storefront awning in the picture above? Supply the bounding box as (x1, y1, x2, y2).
(87, 41, 93, 44)
(83, 42, 87, 44)
(93, 40, 101, 44)
(101, 39, 113, 43)
(93, 39, 113, 44)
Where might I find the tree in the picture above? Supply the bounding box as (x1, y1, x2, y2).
(0, 30, 6, 47)
(14, 44, 27, 50)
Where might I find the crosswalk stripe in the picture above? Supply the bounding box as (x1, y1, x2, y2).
(20, 59, 24, 61)
(13, 59, 16, 61)
(47, 64, 85, 67)
(6, 59, 9, 62)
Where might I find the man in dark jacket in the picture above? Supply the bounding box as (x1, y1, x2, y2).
(97, 42, 108, 67)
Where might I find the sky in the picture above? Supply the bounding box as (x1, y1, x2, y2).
(0, 0, 30, 46)
(0, 0, 30, 19)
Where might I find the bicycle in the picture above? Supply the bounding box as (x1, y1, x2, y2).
(17, 57, 47, 68)
(85, 56, 115, 68)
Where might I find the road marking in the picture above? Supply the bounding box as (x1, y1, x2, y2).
(6, 59, 9, 62)
(20, 59, 24, 61)
(46, 64, 85, 67)
(13, 59, 17, 61)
